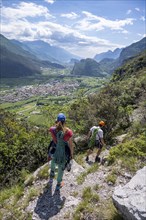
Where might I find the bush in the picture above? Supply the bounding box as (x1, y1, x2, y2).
(107, 133, 146, 171)
(0, 110, 50, 188)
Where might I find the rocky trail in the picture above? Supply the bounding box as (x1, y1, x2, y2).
(24, 148, 133, 220)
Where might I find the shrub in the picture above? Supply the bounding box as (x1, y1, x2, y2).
(107, 133, 146, 171)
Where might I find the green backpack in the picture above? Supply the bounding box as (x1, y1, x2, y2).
(88, 128, 98, 148)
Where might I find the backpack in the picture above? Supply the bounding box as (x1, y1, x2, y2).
(88, 128, 98, 148)
(89, 127, 103, 149)
(48, 131, 71, 170)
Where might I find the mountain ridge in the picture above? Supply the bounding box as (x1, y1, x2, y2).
(0, 34, 65, 78)
(94, 48, 123, 62)
(71, 37, 146, 76)
(71, 58, 105, 77)
(12, 39, 81, 63)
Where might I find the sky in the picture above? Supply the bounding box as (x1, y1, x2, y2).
(1, 0, 146, 58)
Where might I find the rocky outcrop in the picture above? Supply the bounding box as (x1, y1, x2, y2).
(73, 135, 88, 151)
(114, 133, 127, 144)
(112, 166, 146, 220)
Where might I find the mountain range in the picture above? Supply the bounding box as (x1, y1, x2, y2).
(11, 39, 80, 63)
(0, 34, 145, 78)
(71, 37, 146, 76)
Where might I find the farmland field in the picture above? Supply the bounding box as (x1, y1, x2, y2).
(0, 69, 110, 126)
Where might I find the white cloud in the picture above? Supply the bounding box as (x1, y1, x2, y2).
(127, 9, 132, 15)
(135, 8, 140, 12)
(1, 2, 54, 20)
(137, 33, 146, 38)
(140, 16, 145, 21)
(0, 2, 139, 57)
(75, 11, 134, 32)
(82, 11, 98, 20)
(121, 30, 129, 34)
(44, 0, 55, 4)
(61, 12, 79, 20)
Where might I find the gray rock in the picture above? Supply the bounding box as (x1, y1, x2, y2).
(73, 135, 87, 149)
(112, 166, 146, 220)
(114, 134, 127, 144)
(124, 172, 132, 179)
(65, 196, 81, 207)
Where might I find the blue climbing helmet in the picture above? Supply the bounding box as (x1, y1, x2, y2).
(57, 113, 66, 122)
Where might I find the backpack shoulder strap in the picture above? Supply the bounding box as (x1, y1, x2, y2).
(97, 128, 101, 140)
(50, 127, 57, 143)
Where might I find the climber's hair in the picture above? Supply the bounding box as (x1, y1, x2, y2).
(56, 121, 68, 133)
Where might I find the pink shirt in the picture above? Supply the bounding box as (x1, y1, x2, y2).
(49, 126, 73, 143)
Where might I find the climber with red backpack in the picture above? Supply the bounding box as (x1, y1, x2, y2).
(48, 113, 73, 190)
(86, 121, 105, 163)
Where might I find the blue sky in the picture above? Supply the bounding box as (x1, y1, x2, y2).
(1, 0, 145, 58)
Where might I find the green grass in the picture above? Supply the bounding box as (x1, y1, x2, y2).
(86, 163, 99, 174)
(106, 173, 117, 185)
(107, 133, 146, 171)
(28, 114, 49, 126)
(76, 163, 99, 185)
(74, 153, 86, 167)
(0, 184, 24, 207)
(73, 187, 99, 220)
(0, 98, 38, 111)
(37, 164, 49, 180)
(95, 200, 124, 220)
(76, 171, 87, 185)
(93, 184, 100, 191)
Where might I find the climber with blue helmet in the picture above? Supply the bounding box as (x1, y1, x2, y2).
(48, 113, 73, 190)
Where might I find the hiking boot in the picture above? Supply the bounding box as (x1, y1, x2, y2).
(55, 182, 64, 191)
(95, 156, 100, 163)
(85, 156, 89, 162)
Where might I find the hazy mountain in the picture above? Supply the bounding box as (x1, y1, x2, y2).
(71, 58, 104, 77)
(0, 46, 41, 78)
(99, 58, 117, 74)
(113, 50, 146, 80)
(11, 39, 58, 63)
(94, 48, 122, 62)
(118, 37, 146, 65)
(99, 37, 146, 75)
(0, 34, 38, 60)
(0, 35, 65, 78)
(0, 34, 41, 77)
(15, 40, 81, 63)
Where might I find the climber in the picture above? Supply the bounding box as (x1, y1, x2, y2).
(48, 113, 73, 190)
(85, 121, 105, 163)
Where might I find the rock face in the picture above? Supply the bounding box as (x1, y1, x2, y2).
(112, 166, 146, 220)
(73, 135, 88, 150)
